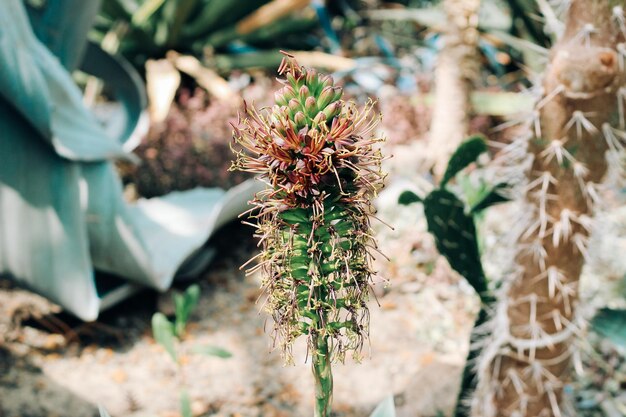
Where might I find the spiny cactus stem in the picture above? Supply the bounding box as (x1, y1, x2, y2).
(312, 333, 333, 417)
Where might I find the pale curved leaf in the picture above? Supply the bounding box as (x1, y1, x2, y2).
(0, 0, 131, 162)
(370, 395, 396, 417)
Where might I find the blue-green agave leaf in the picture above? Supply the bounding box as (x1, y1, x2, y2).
(369, 395, 396, 417)
(98, 405, 112, 417)
(0, 0, 131, 162)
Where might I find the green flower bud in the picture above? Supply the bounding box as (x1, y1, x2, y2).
(305, 67, 318, 86)
(299, 84, 310, 99)
(322, 101, 341, 121)
(332, 86, 343, 102)
(294, 111, 307, 128)
(288, 98, 301, 116)
(275, 90, 288, 107)
(282, 85, 297, 100)
(317, 86, 337, 110)
(318, 74, 334, 90)
(305, 96, 318, 116)
(313, 111, 327, 124)
(286, 72, 301, 89)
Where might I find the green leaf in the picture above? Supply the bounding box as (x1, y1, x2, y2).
(592, 308, 626, 349)
(370, 395, 396, 417)
(192, 345, 233, 358)
(180, 389, 192, 417)
(423, 189, 489, 300)
(152, 312, 177, 362)
(174, 284, 201, 337)
(441, 136, 488, 187)
(131, 0, 167, 26)
(166, 0, 199, 46)
(182, 0, 268, 38)
(398, 190, 422, 205)
(470, 184, 509, 213)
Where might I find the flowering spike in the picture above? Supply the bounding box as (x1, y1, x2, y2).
(231, 53, 386, 417)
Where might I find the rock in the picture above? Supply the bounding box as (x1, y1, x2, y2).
(395, 356, 464, 417)
(0, 348, 97, 417)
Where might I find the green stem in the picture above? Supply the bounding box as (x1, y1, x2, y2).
(312, 334, 333, 417)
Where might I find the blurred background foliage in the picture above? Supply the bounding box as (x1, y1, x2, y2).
(70, 0, 556, 200)
(87, 0, 550, 77)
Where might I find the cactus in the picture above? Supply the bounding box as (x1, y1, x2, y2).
(472, 1, 626, 416)
(400, 135, 506, 416)
(231, 52, 385, 417)
(428, 0, 481, 178)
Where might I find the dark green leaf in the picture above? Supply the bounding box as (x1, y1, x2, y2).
(192, 345, 233, 358)
(398, 190, 422, 205)
(441, 136, 488, 187)
(166, 0, 199, 46)
(152, 312, 177, 362)
(279, 208, 310, 224)
(423, 189, 489, 300)
(182, 0, 268, 38)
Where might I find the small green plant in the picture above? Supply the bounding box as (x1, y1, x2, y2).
(151, 284, 231, 417)
(231, 52, 385, 417)
(172, 283, 200, 337)
(399, 135, 507, 416)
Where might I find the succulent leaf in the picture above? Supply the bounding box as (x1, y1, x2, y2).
(441, 135, 488, 186)
(398, 190, 422, 205)
(423, 189, 488, 299)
